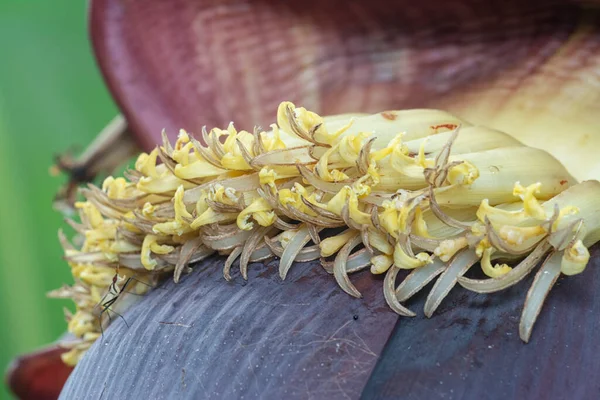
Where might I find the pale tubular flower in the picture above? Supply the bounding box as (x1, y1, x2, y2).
(371, 254, 394, 274)
(394, 240, 433, 270)
(457, 181, 600, 341)
(498, 225, 546, 246)
(52, 101, 600, 366)
(320, 230, 358, 257)
(319, 107, 470, 149)
(434, 237, 469, 262)
(402, 126, 522, 156)
(432, 147, 575, 206)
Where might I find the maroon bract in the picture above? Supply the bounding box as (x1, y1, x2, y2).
(6, 346, 73, 400)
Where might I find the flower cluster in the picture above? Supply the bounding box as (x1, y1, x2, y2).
(51, 102, 600, 365)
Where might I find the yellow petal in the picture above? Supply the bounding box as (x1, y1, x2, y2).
(370, 254, 394, 274)
(561, 239, 590, 275)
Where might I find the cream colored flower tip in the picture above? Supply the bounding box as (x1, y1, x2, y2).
(50, 101, 600, 365)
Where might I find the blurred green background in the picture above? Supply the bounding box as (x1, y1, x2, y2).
(0, 1, 118, 398)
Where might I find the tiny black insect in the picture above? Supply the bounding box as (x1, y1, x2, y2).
(97, 274, 134, 336)
(95, 270, 160, 336)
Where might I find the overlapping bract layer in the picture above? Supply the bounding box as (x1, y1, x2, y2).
(52, 102, 600, 365)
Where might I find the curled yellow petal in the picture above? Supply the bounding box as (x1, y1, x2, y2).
(75, 202, 104, 229)
(513, 182, 547, 220)
(561, 239, 590, 275)
(447, 161, 479, 185)
(371, 254, 394, 274)
(190, 208, 237, 230)
(237, 198, 275, 230)
(102, 176, 129, 199)
(135, 149, 159, 178)
(152, 186, 194, 236)
(320, 230, 357, 257)
(498, 225, 546, 246)
(481, 247, 512, 278)
(476, 199, 529, 226)
(434, 237, 468, 262)
(412, 207, 431, 238)
(77, 266, 116, 287)
(141, 234, 174, 270)
(393, 241, 433, 269)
